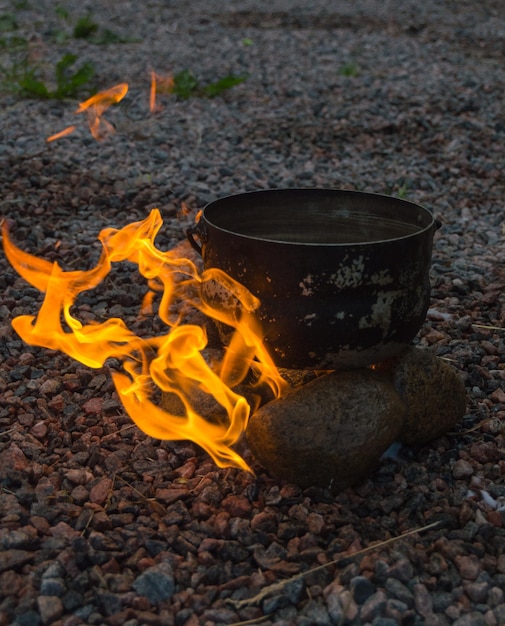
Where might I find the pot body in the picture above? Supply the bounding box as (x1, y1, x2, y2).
(187, 189, 437, 370)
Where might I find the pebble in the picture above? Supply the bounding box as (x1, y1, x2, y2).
(453, 459, 474, 479)
(0, 443, 30, 474)
(132, 562, 175, 603)
(37, 596, 63, 625)
(39, 378, 61, 395)
(221, 495, 252, 518)
(464, 581, 490, 604)
(385, 559, 414, 583)
(324, 582, 358, 623)
(89, 477, 113, 505)
(360, 590, 388, 622)
(83, 397, 104, 415)
(455, 555, 482, 581)
(385, 578, 415, 608)
(299, 599, 332, 625)
(413, 582, 434, 618)
(452, 613, 488, 626)
(39, 577, 67, 596)
(350, 576, 376, 604)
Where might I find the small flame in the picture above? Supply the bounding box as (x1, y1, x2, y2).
(76, 82, 128, 140)
(47, 125, 77, 143)
(47, 83, 128, 143)
(150, 70, 175, 113)
(2, 210, 286, 471)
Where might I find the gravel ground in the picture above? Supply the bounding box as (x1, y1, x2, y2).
(1, 1, 505, 625)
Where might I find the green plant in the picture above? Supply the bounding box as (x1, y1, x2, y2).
(170, 69, 248, 99)
(94, 28, 132, 44)
(0, 13, 17, 32)
(0, 33, 25, 51)
(16, 53, 94, 99)
(73, 14, 99, 39)
(396, 184, 409, 199)
(55, 4, 70, 20)
(73, 12, 134, 44)
(202, 74, 248, 97)
(13, 0, 30, 9)
(385, 182, 409, 199)
(339, 61, 359, 77)
(171, 69, 199, 99)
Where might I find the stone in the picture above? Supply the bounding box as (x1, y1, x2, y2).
(413, 582, 433, 618)
(299, 599, 332, 625)
(37, 596, 63, 625)
(452, 613, 488, 626)
(385, 578, 414, 608)
(0, 549, 33, 572)
(39, 378, 61, 395)
(464, 581, 489, 603)
(377, 346, 466, 445)
(89, 477, 113, 505)
(221, 495, 252, 518)
(455, 555, 481, 580)
(452, 459, 474, 479)
(0, 442, 30, 476)
(83, 397, 104, 415)
(385, 558, 414, 583)
(39, 577, 67, 596)
(246, 369, 405, 491)
(360, 590, 388, 622)
(132, 562, 175, 603)
(350, 576, 376, 604)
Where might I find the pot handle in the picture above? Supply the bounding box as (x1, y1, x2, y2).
(186, 221, 207, 256)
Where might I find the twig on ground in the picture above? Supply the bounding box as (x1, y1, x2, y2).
(226, 520, 442, 611)
(472, 323, 503, 331)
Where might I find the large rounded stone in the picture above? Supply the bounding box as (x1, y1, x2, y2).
(246, 369, 405, 492)
(377, 346, 466, 445)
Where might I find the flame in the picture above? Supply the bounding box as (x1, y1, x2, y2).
(2, 210, 286, 472)
(76, 82, 128, 140)
(47, 83, 128, 142)
(150, 70, 175, 113)
(47, 125, 77, 143)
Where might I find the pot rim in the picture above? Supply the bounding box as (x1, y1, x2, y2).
(200, 188, 437, 247)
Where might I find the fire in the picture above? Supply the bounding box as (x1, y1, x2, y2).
(46, 125, 77, 142)
(75, 82, 128, 140)
(2, 210, 286, 472)
(150, 70, 175, 113)
(47, 82, 128, 142)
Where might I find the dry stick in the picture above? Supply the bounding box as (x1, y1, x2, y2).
(472, 323, 504, 331)
(227, 614, 273, 626)
(114, 473, 167, 515)
(0, 424, 23, 438)
(226, 520, 442, 611)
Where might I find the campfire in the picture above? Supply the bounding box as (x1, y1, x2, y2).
(2, 190, 466, 491)
(2, 209, 285, 473)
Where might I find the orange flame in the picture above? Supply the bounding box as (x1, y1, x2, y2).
(47, 83, 129, 143)
(76, 82, 128, 140)
(150, 70, 175, 113)
(47, 125, 77, 143)
(2, 210, 286, 471)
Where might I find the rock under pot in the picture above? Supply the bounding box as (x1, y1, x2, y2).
(187, 189, 438, 370)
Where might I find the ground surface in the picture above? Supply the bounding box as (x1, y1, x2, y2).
(0, 1, 505, 625)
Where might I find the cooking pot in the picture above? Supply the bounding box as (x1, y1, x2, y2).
(187, 189, 438, 370)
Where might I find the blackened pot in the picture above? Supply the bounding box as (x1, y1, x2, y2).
(187, 189, 438, 370)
